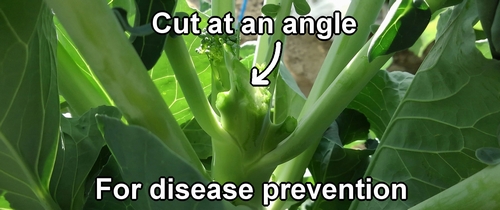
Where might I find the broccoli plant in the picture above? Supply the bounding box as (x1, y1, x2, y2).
(1, 0, 500, 209)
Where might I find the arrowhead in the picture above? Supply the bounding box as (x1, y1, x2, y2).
(251, 67, 271, 86)
(249, 40, 283, 87)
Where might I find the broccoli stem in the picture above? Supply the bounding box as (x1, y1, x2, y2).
(211, 0, 235, 26)
(265, 42, 392, 209)
(164, 35, 232, 144)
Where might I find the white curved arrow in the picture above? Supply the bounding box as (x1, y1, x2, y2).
(250, 40, 283, 86)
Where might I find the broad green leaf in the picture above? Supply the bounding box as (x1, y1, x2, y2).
(149, 0, 212, 158)
(240, 40, 257, 60)
(352, 1, 500, 209)
(368, 0, 431, 61)
(308, 115, 373, 210)
(347, 70, 414, 138)
(336, 109, 370, 145)
(261, 4, 281, 18)
(309, 109, 371, 183)
(321, 122, 343, 147)
(83, 154, 134, 210)
(181, 118, 212, 159)
(0, 1, 60, 209)
(308, 122, 340, 184)
(54, 19, 112, 115)
(0, 193, 11, 209)
(49, 106, 121, 210)
(96, 115, 229, 209)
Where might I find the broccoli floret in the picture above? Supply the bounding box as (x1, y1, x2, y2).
(196, 30, 239, 61)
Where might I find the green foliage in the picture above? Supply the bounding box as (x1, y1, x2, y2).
(368, 0, 431, 61)
(308, 109, 372, 210)
(1, 0, 500, 209)
(292, 0, 311, 16)
(50, 106, 122, 209)
(0, 1, 59, 209)
(352, 1, 500, 208)
(476, 147, 500, 165)
(95, 115, 229, 209)
(347, 70, 414, 138)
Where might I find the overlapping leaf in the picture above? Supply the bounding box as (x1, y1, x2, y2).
(476, 0, 500, 59)
(348, 70, 414, 138)
(49, 106, 121, 209)
(96, 115, 228, 209)
(275, 63, 306, 123)
(308, 109, 372, 210)
(368, 0, 431, 61)
(149, 0, 213, 158)
(83, 152, 134, 210)
(120, 0, 176, 69)
(0, 1, 60, 209)
(352, 1, 500, 209)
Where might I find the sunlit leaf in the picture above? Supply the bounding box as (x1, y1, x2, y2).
(368, 0, 431, 61)
(353, 1, 500, 209)
(476, 0, 500, 59)
(0, 1, 60, 208)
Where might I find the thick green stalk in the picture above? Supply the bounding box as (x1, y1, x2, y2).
(305, 0, 385, 108)
(268, 47, 391, 210)
(255, 41, 392, 173)
(408, 164, 500, 210)
(209, 0, 234, 114)
(57, 43, 112, 116)
(211, 0, 235, 23)
(44, 0, 205, 175)
(164, 35, 232, 142)
(268, 2, 385, 208)
(263, 0, 293, 85)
